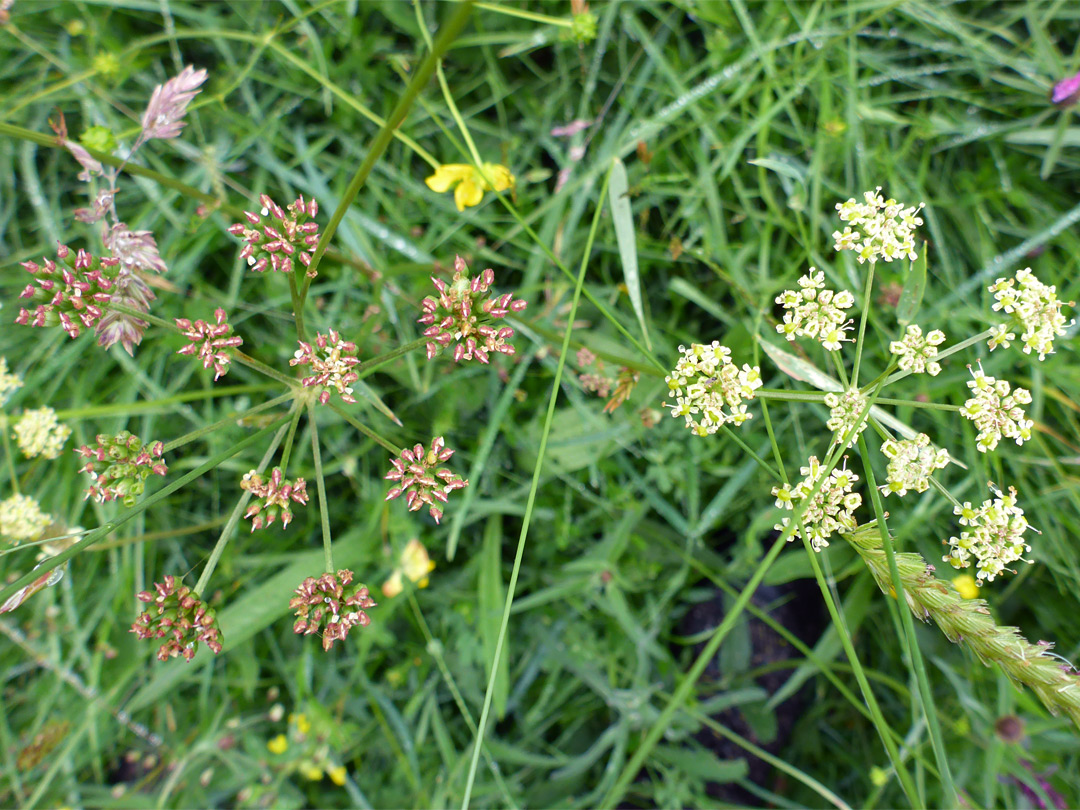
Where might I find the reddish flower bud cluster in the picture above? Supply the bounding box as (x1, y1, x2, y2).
(240, 467, 308, 531)
(418, 255, 527, 364)
(16, 245, 120, 340)
(289, 569, 377, 651)
(131, 575, 223, 662)
(228, 194, 320, 277)
(290, 330, 359, 404)
(384, 437, 468, 524)
(74, 431, 167, 507)
(176, 308, 243, 381)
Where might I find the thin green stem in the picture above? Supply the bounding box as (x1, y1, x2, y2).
(288, 273, 307, 345)
(231, 350, 298, 388)
(830, 349, 850, 388)
(473, 1, 572, 26)
(858, 434, 958, 807)
(719, 424, 779, 479)
(460, 164, 612, 810)
(327, 402, 402, 456)
(298, 2, 474, 295)
(356, 337, 430, 379)
(851, 261, 877, 387)
(883, 329, 994, 387)
(193, 420, 291, 595)
(0, 421, 20, 495)
(162, 392, 294, 453)
(278, 403, 305, 473)
(56, 384, 279, 421)
(307, 401, 333, 573)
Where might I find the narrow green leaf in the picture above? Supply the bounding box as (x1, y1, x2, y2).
(479, 515, 509, 720)
(896, 242, 928, 326)
(609, 157, 652, 350)
(654, 745, 748, 783)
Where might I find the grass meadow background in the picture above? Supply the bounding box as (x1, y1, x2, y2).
(2, 1, 1080, 807)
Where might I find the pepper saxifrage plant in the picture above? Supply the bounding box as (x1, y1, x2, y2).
(2, 5, 1080, 808)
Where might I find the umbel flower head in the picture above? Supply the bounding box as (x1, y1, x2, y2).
(425, 162, 515, 211)
(824, 387, 869, 447)
(890, 324, 946, 375)
(775, 269, 855, 350)
(960, 364, 1032, 453)
(384, 437, 468, 524)
(988, 268, 1074, 361)
(290, 330, 360, 404)
(131, 575, 223, 662)
(13, 407, 71, 460)
(176, 308, 243, 381)
(16, 245, 121, 340)
(228, 194, 321, 277)
(0, 357, 23, 404)
(418, 256, 526, 364)
(240, 467, 308, 531)
(664, 342, 763, 436)
(773, 456, 862, 552)
(879, 433, 949, 497)
(833, 187, 924, 264)
(0, 494, 51, 545)
(290, 569, 377, 651)
(74, 431, 167, 507)
(944, 484, 1035, 583)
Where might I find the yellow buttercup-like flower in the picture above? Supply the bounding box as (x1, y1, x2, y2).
(329, 765, 347, 786)
(266, 734, 288, 755)
(382, 539, 436, 597)
(300, 762, 324, 781)
(425, 163, 514, 211)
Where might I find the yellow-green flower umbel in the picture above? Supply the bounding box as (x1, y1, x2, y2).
(425, 163, 514, 211)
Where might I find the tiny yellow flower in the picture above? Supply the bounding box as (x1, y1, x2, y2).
(952, 574, 980, 600)
(299, 762, 323, 781)
(382, 539, 436, 597)
(266, 734, 288, 755)
(425, 162, 515, 211)
(328, 765, 347, 786)
(290, 712, 311, 735)
(869, 766, 889, 788)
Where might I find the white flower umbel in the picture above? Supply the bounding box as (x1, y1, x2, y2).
(664, 342, 763, 436)
(773, 456, 861, 551)
(889, 324, 946, 376)
(960, 364, 1032, 453)
(879, 433, 949, 496)
(944, 485, 1035, 583)
(13, 407, 71, 460)
(824, 388, 868, 447)
(0, 357, 22, 405)
(775, 269, 855, 350)
(0, 494, 51, 545)
(833, 188, 924, 264)
(988, 268, 1075, 361)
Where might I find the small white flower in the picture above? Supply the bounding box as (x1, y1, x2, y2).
(663, 342, 763, 436)
(988, 268, 1074, 361)
(0, 357, 23, 406)
(943, 484, 1035, 583)
(13, 407, 71, 460)
(960, 363, 1032, 453)
(824, 388, 869, 448)
(772, 456, 862, 551)
(774, 269, 855, 350)
(0, 494, 51, 544)
(889, 324, 946, 375)
(833, 187, 924, 264)
(879, 433, 949, 496)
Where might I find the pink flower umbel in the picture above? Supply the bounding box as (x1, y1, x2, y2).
(228, 194, 321, 277)
(176, 309, 243, 381)
(240, 467, 308, 531)
(16, 245, 120, 340)
(384, 437, 468, 524)
(131, 575, 223, 662)
(289, 569, 377, 652)
(417, 255, 527, 364)
(74, 431, 167, 507)
(139, 65, 208, 143)
(289, 330, 359, 404)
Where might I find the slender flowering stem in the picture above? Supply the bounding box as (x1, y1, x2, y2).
(278, 402, 305, 473)
(327, 402, 402, 456)
(473, 1, 573, 27)
(859, 435, 958, 806)
(307, 400, 334, 573)
(830, 349, 849, 388)
(297, 2, 474, 299)
(193, 421, 290, 596)
(355, 337, 432, 380)
(163, 392, 294, 453)
(851, 260, 877, 387)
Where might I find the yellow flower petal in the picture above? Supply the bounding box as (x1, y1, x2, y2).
(952, 574, 979, 600)
(401, 539, 435, 583)
(455, 177, 484, 211)
(482, 162, 515, 192)
(267, 734, 288, 755)
(329, 765, 347, 786)
(292, 713, 311, 735)
(425, 164, 472, 193)
(382, 569, 404, 598)
(300, 763, 323, 781)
